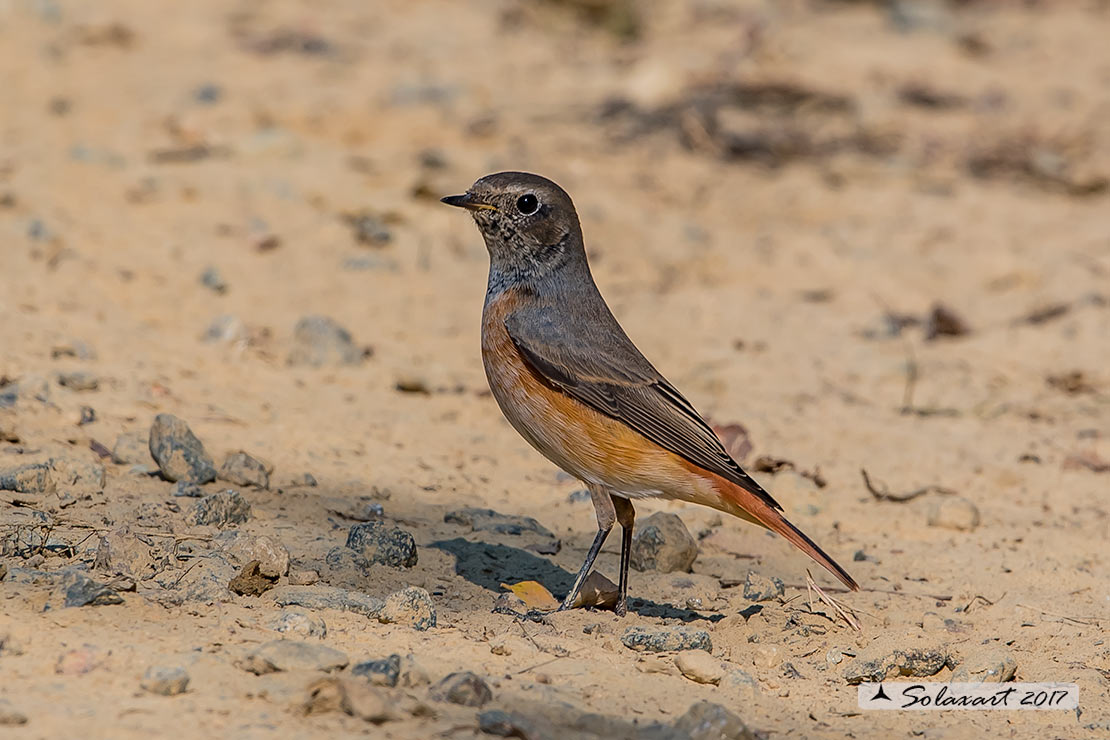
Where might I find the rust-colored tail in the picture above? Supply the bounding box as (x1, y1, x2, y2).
(712, 474, 859, 591)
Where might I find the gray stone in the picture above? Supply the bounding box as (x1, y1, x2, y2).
(240, 640, 349, 675)
(671, 701, 754, 740)
(112, 431, 153, 465)
(443, 507, 553, 537)
(194, 85, 222, 104)
(270, 585, 384, 618)
(287, 316, 363, 367)
(149, 414, 217, 483)
(326, 497, 384, 522)
(219, 451, 271, 489)
(843, 644, 952, 684)
(189, 489, 251, 528)
(0, 462, 54, 493)
(378, 587, 436, 631)
(322, 546, 372, 587)
(269, 607, 327, 638)
(927, 497, 980, 532)
(52, 571, 124, 608)
(141, 665, 190, 696)
(199, 265, 227, 293)
(621, 626, 712, 653)
(218, 531, 289, 577)
(57, 371, 98, 391)
(429, 671, 491, 707)
(351, 654, 400, 687)
(171, 480, 205, 497)
(94, 526, 157, 580)
(630, 512, 697, 573)
(345, 521, 417, 568)
(742, 571, 785, 602)
(165, 555, 237, 604)
(291, 472, 318, 487)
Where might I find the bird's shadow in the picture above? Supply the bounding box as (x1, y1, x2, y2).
(430, 537, 722, 623)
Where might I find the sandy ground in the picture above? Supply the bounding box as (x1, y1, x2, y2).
(1, 0, 1108, 737)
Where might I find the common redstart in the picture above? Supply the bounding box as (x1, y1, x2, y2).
(443, 172, 858, 616)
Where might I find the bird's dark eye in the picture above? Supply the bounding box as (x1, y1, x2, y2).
(516, 193, 539, 215)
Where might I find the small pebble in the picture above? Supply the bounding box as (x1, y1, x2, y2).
(269, 607, 327, 638)
(429, 671, 492, 707)
(630, 512, 697, 573)
(57, 371, 98, 392)
(189, 489, 251, 527)
(193, 84, 223, 104)
(291, 472, 318, 487)
(220, 531, 289, 577)
(671, 701, 753, 740)
(218, 450, 271, 489)
(743, 571, 785, 602)
(56, 572, 123, 608)
(674, 650, 725, 685)
(270, 585, 383, 618)
(378, 586, 436, 631)
(141, 665, 190, 696)
(351, 654, 401, 687)
(199, 265, 228, 293)
(287, 316, 364, 367)
(149, 414, 217, 483)
(345, 521, 417, 568)
(621, 626, 712, 653)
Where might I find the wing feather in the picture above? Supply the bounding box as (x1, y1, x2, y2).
(504, 312, 781, 512)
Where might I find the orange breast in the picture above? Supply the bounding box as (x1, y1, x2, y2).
(481, 289, 722, 508)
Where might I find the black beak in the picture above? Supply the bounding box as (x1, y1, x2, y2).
(440, 193, 498, 212)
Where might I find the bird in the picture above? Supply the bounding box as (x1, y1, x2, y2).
(442, 171, 858, 616)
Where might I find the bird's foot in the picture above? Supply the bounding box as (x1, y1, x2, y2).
(554, 597, 576, 613)
(491, 604, 549, 623)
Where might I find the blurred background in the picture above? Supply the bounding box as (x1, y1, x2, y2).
(1, 0, 1108, 737)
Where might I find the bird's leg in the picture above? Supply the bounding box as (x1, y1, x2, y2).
(611, 495, 635, 617)
(557, 485, 614, 611)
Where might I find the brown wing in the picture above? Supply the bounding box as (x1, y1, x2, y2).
(504, 309, 782, 512)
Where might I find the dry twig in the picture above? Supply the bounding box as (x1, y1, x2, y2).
(861, 468, 956, 502)
(805, 569, 861, 631)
